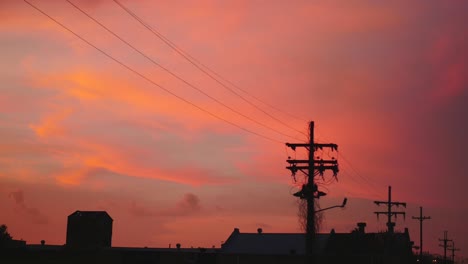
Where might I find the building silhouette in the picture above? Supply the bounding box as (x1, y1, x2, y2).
(221, 223, 415, 264)
(66, 210, 113, 248)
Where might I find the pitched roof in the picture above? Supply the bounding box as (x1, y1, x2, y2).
(221, 228, 330, 255)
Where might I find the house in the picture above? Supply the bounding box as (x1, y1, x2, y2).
(220, 223, 415, 264)
(222, 228, 305, 255)
(66, 210, 113, 248)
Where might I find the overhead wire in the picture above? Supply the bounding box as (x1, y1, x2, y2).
(287, 126, 385, 200)
(23, 0, 285, 145)
(337, 152, 386, 198)
(317, 128, 386, 200)
(65, 0, 303, 142)
(112, 0, 309, 138)
(27, 1, 382, 202)
(320, 146, 384, 199)
(24, 0, 387, 217)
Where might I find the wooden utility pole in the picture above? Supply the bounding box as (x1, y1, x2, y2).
(286, 121, 339, 262)
(306, 121, 316, 259)
(374, 186, 406, 233)
(412, 206, 431, 263)
(439, 231, 453, 264)
(448, 241, 460, 264)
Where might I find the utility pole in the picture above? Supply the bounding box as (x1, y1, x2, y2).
(412, 206, 431, 263)
(374, 186, 406, 233)
(439, 231, 453, 264)
(286, 121, 339, 262)
(448, 241, 460, 264)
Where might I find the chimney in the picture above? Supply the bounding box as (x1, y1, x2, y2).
(234, 228, 240, 234)
(357, 222, 366, 234)
(257, 228, 263, 234)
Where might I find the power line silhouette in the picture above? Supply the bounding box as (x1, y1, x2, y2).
(65, 0, 302, 142)
(24, 0, 283, 144)
(112, 0, 309, 138)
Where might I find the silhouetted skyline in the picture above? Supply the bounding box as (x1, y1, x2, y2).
(0, 0, 467, 259)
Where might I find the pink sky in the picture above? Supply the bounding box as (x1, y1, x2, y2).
(1, 0, 467, 258)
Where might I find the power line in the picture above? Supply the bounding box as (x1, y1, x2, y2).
(321, 147, 383, 199)
(23, 0, 283, 144)
(338, 153, 386, 200)
(312, 129, 385, 200)
(65, 0, 302, 142)
(315, 127, 386, 200)
(112, 0, 309, 138)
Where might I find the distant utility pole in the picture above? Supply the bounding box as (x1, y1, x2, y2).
(286, 121, 339, 261)
(374, 186, 406, 233)
(448, 241, 460, 264)
(439, 231, 453, 264)
(412, 206, 431, 263)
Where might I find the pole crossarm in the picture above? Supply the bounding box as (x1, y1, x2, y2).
(286, 164, 338, 177)
(412, 216, 431, 220)
(447, 246, 460, 251)
(374, 211, 406, 216)
(286, 159, 338, 164)
(286, 165, 338, 170)
(448, 241, 461, 263)
(373, 186, 406, 233)
(286, 142, 338, 151)
(412, 207, 431, 262)
(374, 201, 407, 207)
(439, 231, 452, 264)
(284, 121, 340, 263)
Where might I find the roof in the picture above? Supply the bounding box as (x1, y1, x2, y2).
(221, 227, 413, 256)
(68, 211, 113, 221)
(221, 228, 330, 255)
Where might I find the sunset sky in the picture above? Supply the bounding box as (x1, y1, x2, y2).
(1, 0, 467, 258)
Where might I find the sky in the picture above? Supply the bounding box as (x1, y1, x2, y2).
(1, 0, 467, 258)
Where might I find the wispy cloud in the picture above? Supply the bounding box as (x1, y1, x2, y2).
(129, 192, 202, 218)
(9, 190, 48, 225)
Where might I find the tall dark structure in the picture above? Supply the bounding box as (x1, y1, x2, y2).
(448, 241, 460, 264)
(374, 186, 406, 233)
(286, 121, 339, 261)
(439, 231, 452, 264)
(412, 206, 431, 262)
(66, 211, 113, 248)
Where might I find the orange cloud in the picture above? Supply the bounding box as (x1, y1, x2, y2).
(55, 168, 87, 186)
(29, 68, 226, 126)
(21, 131, 238, 187)
(30, 108, 73, 138)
